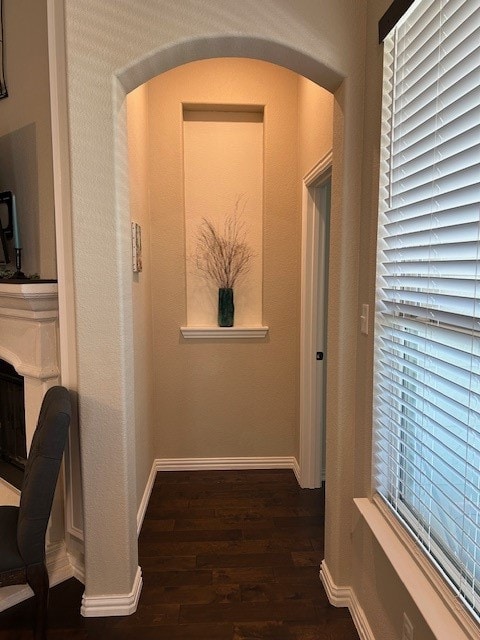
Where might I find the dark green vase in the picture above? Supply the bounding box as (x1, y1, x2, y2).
(218, 287, 234, 327)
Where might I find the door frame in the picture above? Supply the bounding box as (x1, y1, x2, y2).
(299, 151, 332, 489)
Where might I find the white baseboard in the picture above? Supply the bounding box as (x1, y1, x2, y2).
(68, 547, 85, 584)
(81, 566, 142, 617)
(155, 456, 300, 474)
(0, 541, 74, 613)
(291, 458, 301, 484)
(78, 457, 300, 618)
(136, 457, 301, 534)
(320, 560, 375, 640)
(137, 461, 157, 535)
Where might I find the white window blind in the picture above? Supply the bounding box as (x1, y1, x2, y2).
(373, 0, 480, 622)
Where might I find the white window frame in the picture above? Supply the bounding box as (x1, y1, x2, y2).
(366, 0, 480, 636)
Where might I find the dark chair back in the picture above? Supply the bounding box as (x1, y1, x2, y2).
(17, 386, 71, 565)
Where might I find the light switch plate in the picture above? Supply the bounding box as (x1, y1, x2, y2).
(360, 303, 369, 335)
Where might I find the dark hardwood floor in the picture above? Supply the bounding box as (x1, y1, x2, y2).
(0, 469, 359, 639)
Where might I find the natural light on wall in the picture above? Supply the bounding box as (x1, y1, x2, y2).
(373, 0, 480, 623)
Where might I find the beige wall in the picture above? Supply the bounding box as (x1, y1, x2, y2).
(126, 85, 155, 512)
(62, 0, 366, 608)
(298, 76, 334, 178)
(0, 0, 56, 278)
(126, 58, 333, 511)
(351, 1, 436, 638)
(183, 110, 264, 327)
(148, 58, 302, 460)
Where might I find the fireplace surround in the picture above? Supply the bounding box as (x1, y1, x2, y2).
(0, 281, 60, 461)
(0, 358, 26, 488)
(0, 280, 60, 491)
(0, 280, 75, 612)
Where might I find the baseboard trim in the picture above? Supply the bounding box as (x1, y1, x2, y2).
(68, 549, 85, 585)
(136, 457, 301, 536)
(155, 456, 300, 474)
(320, 560, 375, 640)
(80, 566, 142, 617)
(137, 461, 157, 535)
(46, 541, 74, 586)
(0, 541, 74, 613)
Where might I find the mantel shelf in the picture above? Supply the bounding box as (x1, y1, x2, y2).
(180, 326, 269, 339)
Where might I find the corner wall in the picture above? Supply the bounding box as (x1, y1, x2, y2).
(298, 76, 334, 178)
(62, 0, 366, 609)
(351, 0, 438, 638)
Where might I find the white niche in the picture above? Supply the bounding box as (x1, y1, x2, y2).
(183, 105, 265, 335)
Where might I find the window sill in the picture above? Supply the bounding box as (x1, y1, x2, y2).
(180, 326, 269, 339)
(354, 497, 478, 640)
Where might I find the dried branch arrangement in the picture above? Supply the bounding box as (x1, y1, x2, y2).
(193, 200, 255, 289)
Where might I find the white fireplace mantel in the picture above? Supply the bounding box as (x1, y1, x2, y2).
(0, 281, 60, 448)
(0, 281, 75, 613)
(0, 281, 59, 317)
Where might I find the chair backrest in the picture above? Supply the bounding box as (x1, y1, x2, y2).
(17, 386, 71, 565)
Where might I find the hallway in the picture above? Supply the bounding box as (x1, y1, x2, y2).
(1, 469, 359, 639)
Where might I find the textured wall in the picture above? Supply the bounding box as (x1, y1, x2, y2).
(126, 85, 155, 513)
(351, 0, 436, 638)
(297, 76, 334, 178)
(0, 0, 56, 278)
(148, 58, 300, 460)
(63, 0, 366, 603)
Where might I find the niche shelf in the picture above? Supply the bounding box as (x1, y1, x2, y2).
(180, 326, 269, 340)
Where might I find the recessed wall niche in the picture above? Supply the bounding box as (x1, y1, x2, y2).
(183, 104, 264, 328)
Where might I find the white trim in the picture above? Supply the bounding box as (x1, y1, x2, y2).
(180, 326, 269, 339)
(81, 566, 142, 617)
(155, 456, 299, 474)
(304, 152, 333, 186)
(291, 457, 301, 484)
(320, 559, 351, 607)
(0, 542, 74, 613)
(68, 523, 84, 542)
(299, 152, 332, 488)
(320, 560, 375, 640)
(135, 459, 301, 538)
(0, 283, 59, 316)
(136, 458, 301, 535)
(355, 498, 479, 640)
(47, 0, 84, 544)
(44, 541, 74, 586)
(69, 551, 85, 585)
(137, 461, 157, 535)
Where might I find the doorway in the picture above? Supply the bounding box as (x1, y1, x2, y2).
(300, 158, 331, 489)
(127, 59, 334, 479)
(48, 3, 361, 607)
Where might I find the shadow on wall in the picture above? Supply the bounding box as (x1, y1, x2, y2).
(0, 123, 40, 276)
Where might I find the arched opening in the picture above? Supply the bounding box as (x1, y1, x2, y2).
(125, 57, 334, 512)
(50, 11, 362, 613)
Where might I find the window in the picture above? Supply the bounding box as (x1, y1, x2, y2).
(373, 0, 480, 622)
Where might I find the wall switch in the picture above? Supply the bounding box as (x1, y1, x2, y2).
(360, 303, 369, 335)
(402, 613, 414, 640)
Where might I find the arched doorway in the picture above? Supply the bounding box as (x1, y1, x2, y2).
(49, 0, 364, 613)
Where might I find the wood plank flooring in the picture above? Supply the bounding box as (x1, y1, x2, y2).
(0, 469, 359, 639)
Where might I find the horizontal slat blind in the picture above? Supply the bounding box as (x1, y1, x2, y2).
(374, 0, 480, 622)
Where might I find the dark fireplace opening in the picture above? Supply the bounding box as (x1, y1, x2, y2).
(0, 359, 26, 489)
